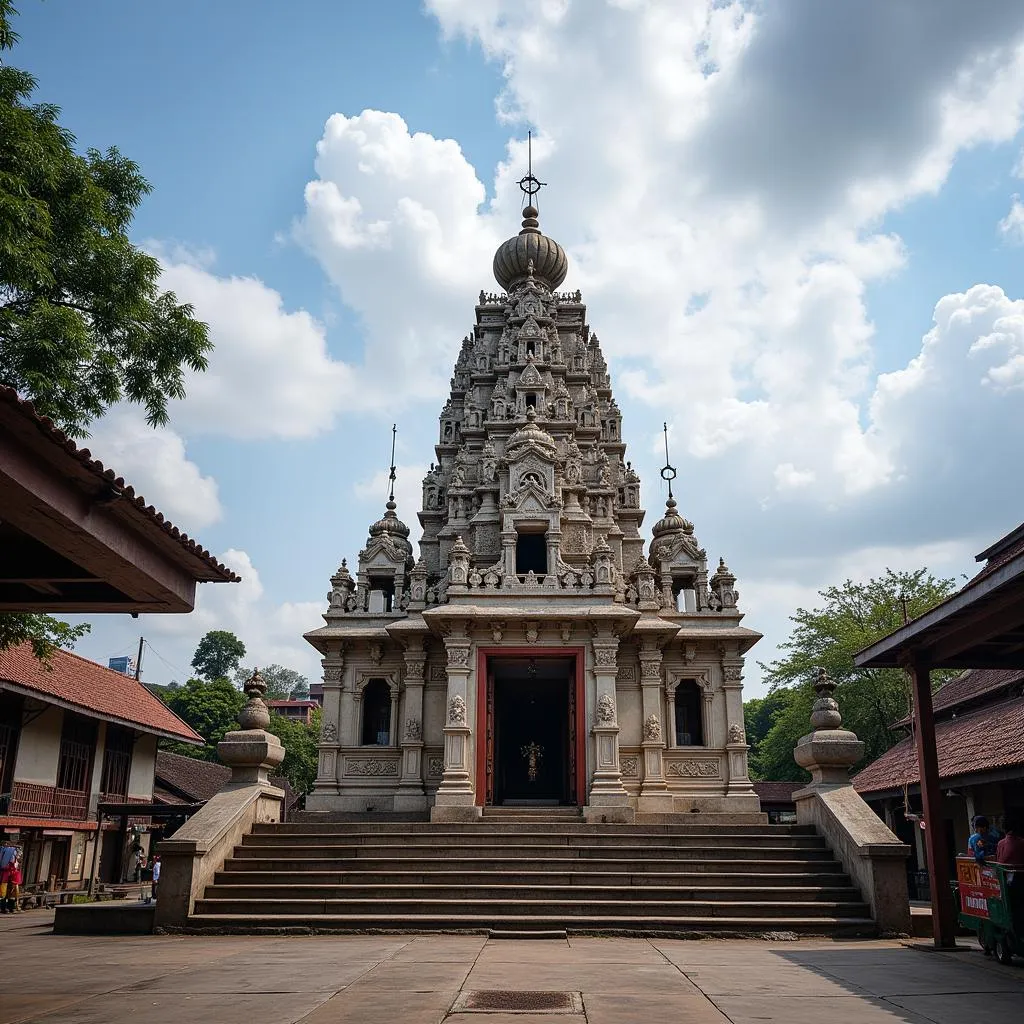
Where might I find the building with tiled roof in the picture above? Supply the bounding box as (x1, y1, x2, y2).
(0, 644, 201, 891)
(267, 699, 319, 726)
(154, 750, 298, 814)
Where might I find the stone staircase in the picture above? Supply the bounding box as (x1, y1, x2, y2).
(186, 810, 876, 936)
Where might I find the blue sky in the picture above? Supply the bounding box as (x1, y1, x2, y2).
(10, 0, 1024, 693)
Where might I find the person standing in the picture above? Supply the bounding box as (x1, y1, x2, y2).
(7, 850, 22, 913)
(150, 854, 160, 902)
(0, 841, 16, 914)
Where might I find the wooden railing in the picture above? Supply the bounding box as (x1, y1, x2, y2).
(7, 781, 89, 820)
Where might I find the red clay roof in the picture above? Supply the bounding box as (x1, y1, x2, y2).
(753, 781, 801, 804)
(0, 386, 239, 583)
(155, 750, 298, 808)
(853, 694, 1024, 795)
(891, 668, 1024, 728)
(267, 700, 318, 708)
(0, 644, 202, 743)
(972, 522, 1024, 583)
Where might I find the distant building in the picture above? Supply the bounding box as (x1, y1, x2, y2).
(0, 644, 201, 889)
(267, 700, 319, 727)
(308, 682, 324, 706)
(107, 657, 135, 676)
(752, 781, 800, 824)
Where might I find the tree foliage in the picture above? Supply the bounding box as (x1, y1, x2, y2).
(0, 0, 211, 436)
(751, 569, 959, 782)
(0, 611, 88, 660)
(235, 663, 309, 701)
(162, 676, 244, 760)
(743, 688, 798, 781)
(266, 707, 321, 794)
(191, 630, 246, 682)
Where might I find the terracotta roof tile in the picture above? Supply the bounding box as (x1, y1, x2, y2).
(891, 668, 1024, 727)
(853, 695, 1024, 794)
(155, 750, 300, 810)
(0, 644, 202, 743)
(0, 386, 239, 582)
(753, 781, 801, 803)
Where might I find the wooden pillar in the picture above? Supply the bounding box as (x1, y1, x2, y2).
(909, 657, 957, 948)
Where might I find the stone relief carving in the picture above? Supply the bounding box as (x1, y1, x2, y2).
(429, 665, 448, 681)
(446, 646, 471, 668)
(559, 621, 574, 643)
(524, 621, 539, 644)
(320, 721, 338, 743)
(404, 718, 422, 741)
(728, 723, 745, 744)
(427, 756, 445, 777)
(489, 620, 506, 643)
(640, 659, 662, 680)
(666, 759, 721, 778)
(346, 758, 399, 777)
(644, 714, 662, 742)
(448, 695, 468, 726)
(723, 665, 743, 682)
(368, 642, 384, 666)
(616, 666, 637, 682)
(593, 646, 618, 669)
(596, 693, 616, 724)
(620, 756, 639, 777)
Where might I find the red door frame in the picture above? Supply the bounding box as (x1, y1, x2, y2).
(475, 646, 587, 807)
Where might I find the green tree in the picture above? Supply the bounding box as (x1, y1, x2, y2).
(0, 612, 88, 660)
(191, 630, 246, 682)
(162, 676, 244, 760)
(266, 707, 321, 794)
(234, 663, 308, 701)
(0, 1, 211, 437)
(743, 688, 798, 780)
(755, 568, 959, 782)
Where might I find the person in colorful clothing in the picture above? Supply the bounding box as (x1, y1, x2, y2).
(968, 815, 1001, 863)
(0, 841, 17, 913)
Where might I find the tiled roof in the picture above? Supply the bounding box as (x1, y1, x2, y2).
(0, 386, 239, 582)
(972, 522, 1024, 583)
(853, 694, 1024, 794)
(267, 700, 318, 708)
(0, 644, 202, 742)
(155, 750, 230, 802)
(155, 750, 300, 809)
(753, 781, 801, 804)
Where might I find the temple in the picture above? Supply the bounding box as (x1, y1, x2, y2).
(304, 186, 762, 821)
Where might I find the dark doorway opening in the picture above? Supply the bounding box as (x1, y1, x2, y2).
(515, 532, 547, 575)
(489, 657, 573, 805)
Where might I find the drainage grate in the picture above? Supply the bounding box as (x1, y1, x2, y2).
(451, 990, 584, 1015)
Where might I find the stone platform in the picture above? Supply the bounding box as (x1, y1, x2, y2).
(2, 908, 1023, 1024)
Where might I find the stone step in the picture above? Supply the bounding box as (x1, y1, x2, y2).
(263, 821, 810, 835)
(221, 855, 843, 874)
(243, 828, 824, 845)
(214, 868, 850, 887)
(192, 896, 871, 919)
(230, 843, 835, 861)
(203, 883, 865, 903)
(184, 912, 876, 936)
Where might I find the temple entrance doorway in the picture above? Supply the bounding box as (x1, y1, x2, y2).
(482, 655, 579, 806)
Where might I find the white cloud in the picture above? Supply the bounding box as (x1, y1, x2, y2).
(353, 462, 429, 540)
(87, 407, 222, 531)
(155, 253, 358, 439)
(998, 194, 1024, 243)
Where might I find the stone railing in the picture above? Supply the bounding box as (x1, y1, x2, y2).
(792, 670, 911, 935)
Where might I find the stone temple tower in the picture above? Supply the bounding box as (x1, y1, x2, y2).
(305, 188, 762, 821)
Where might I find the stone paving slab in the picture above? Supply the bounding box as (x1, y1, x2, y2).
(1, 911, 1023, 1023)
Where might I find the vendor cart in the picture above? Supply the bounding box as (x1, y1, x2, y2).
(953, 855, 1024, 965)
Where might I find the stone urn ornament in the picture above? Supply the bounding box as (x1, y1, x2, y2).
(217, 668, 285, 785)
(793, 668, 864, 786)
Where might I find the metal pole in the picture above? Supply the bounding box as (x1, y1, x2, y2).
(909, 656, 957, 947)
(134, 636, 144, 681)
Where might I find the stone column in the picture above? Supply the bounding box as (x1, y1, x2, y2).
(395, 637, 428, 812)
(665, 687, 676, 749)
(638, 640, 673, 812)
(432, 634, 480, 821)
(720, 654, 755, 798)
(310, 646, 345, 803)
(585, 629, 633, 822)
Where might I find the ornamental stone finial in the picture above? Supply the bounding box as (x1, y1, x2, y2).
(792, 666, 864, 785)
(238, 667, 271, 730)
(216, 667, 285, 785)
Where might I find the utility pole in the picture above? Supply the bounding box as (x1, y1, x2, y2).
(134, 636, 144, 681)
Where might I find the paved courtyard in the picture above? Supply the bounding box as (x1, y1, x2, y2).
(1, 911, 1022, 1024)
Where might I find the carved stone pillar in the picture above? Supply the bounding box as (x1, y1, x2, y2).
(585, 630, 633, 822)
(432, 635, 480, 820)
(721, 654, 755, 798)
(395, 637, 428, 812)
(310, 645, 345, 805)
(638, 641, 673, 812)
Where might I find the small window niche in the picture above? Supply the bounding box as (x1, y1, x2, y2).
(515, 528, 548, 576)
(525, 392, 538, 410)
(368, 575, 395, 613)
(525, 340, 536, 357)
(672, 575, 698, 613)
(674, 681, 704, 746)
(361, 679, 392, 745)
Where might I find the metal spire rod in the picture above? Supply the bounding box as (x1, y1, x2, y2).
(387, 423, 397, 504)
(518, 129, 546, 208)
(660, 421, 677, 501)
